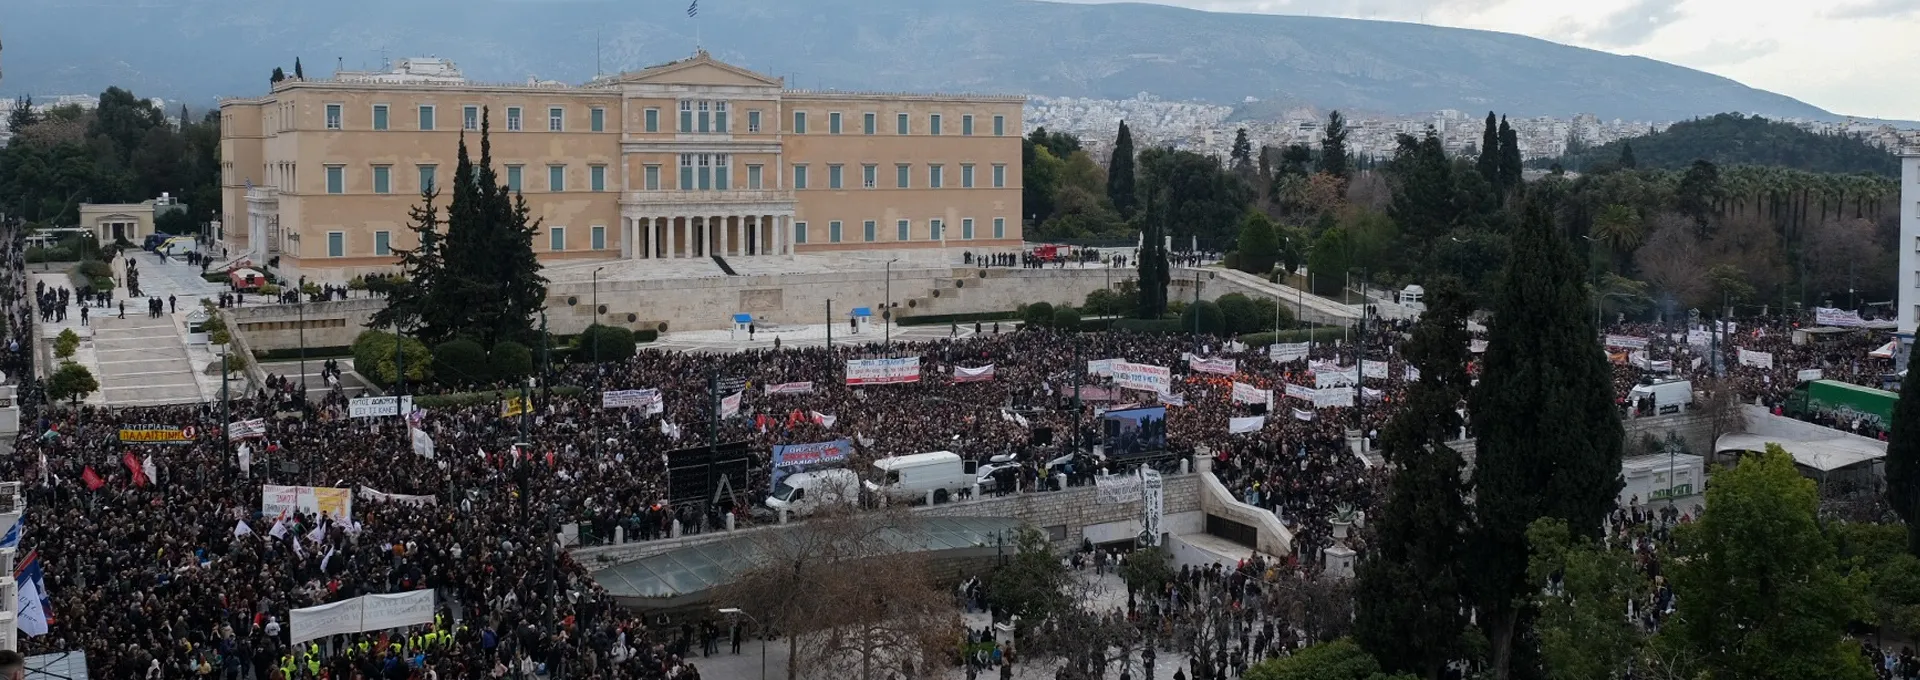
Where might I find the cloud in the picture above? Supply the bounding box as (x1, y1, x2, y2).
(1824, 0, 1920, 19)
(1569, 0, 1687, 47)
(1660, 38, 1780, 68)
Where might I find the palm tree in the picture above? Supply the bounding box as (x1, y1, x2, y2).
(1592, 203, 1645, 258)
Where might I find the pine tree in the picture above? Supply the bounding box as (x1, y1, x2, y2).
(372, 184, 447, 335)
(1136, 186, 1169, 319)
(294, 58, 304, 79)
(1469, 191, 1625, 679)
(7, 96, 37, 133)
(1618, 142, 1638, 169)
(270, 67, 286, 84)
(1353, 279, 1474, 678)
(1321, 111, 1350, 181)
(1108, 121, 1137, 218)
(1477, 111, 1499, 186)
(1497, 116, 1522, 194)
(1230, 128, 1253, 175)
(1889, 353, 1920, 556)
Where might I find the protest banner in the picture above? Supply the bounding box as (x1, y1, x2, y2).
(845, 357, 921, 385)
(1268, 343, 1310, 363)
(1313, 386, 1355, 408)
(1361, 361, 1388, 379)
(763, 381, 814, 395)
(1604, 335, 1649, 350)
(953, 364, 996, 383)
(1284, 383, 1316, 402)
(1797, 368, 1824, 382)
(1095, 475, 1142, 504)
(119, 425, 195, 445)
(1087, 359, 1117, 376)
(262, 485, 355, 524)
(1815, 307, 1865, 327)
(1231, 381, 1271, 406)
(290, 598, 363, 646)
(1737, 349, 1774, 369)
(1112, 361, 1172, 393)
(227, 418, 266, 441)
(1228, 415, 1266, 434)
(602, 389, 665, 414)
(771, 439, 854, 485)
(499, 395, 532, 418)
(1188, 356, 1237, 376)
(358, 486, 437, 506)
(1314, 370, 1357, 389)
(348, 396, 414, 419)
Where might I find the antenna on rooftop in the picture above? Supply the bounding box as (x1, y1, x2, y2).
(596, 27, 603, 76)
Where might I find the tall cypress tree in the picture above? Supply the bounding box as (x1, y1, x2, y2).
(1497, 117, 1522, 195)
(1353, 279, 1474, 679)
(1136, 185, 1169, 319)
(293, 57, 304, 79)
(1888, 354, 1920, 556)
(1476, 111, 1499, 185)
(1618, 142, 1638, 170)
(371, 184, 446, 336)
(1108, 121, 1137, 218)
(1230, 128, 1253, 174)
(428, 109, 548, 347)
(1469, 192, 1624, 679)
(1321, 111, 1350, 181)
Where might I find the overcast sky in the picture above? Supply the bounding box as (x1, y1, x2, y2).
(1055, 0, 1920, 120)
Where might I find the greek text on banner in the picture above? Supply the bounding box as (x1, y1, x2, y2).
(1112, 361, 1171, 393)
(845, 357, 921, 385)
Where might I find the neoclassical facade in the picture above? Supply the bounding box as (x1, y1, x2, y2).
(219, 53, 1026, 281)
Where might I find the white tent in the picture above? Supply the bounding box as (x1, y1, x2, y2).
(1871, 341, 1898, 358)
(1715, 433, 1885, 473)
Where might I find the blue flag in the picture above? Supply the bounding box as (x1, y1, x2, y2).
(687, 0, 698, 17)
(0, 515, 21, 549)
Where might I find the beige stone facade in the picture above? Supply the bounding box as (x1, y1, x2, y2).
(218, 52, 1025, 282)
(77, 200, 160, 244)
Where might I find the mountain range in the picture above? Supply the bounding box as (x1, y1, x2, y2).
(0, 0, 1849, 122)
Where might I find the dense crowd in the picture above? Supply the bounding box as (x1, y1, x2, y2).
(5, 215, 1910, 678)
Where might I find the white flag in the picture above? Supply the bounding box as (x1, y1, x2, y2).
(233, 520, 254, 538)
(321, 545, 335, 572)
(269, 510, 290, 539)
(291, 533, 305, 559)
(141, 454, 157, 487)
(15, 575, 47, 637)
(720, 391, 743, 419)
(307, 523, 327, 545)
(410, 427, 436, 458)
(810, 411, 837, 428)
(237, 442, 252, 477)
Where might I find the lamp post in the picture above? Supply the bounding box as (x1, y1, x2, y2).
(884, 258, 899, 349)
(718, 608, 768, 680)
(592, 266, 604, 462)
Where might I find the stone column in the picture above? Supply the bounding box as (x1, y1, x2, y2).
(730, 218, 741, 257)
(750, 215, 761, 256)
(666, 216, 677, 259)
(720, 215, 731, 257)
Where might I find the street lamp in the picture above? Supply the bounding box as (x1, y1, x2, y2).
(592, 266, 605, 462)
(718, 608, 768, 680)
(884, 258, 899, 349)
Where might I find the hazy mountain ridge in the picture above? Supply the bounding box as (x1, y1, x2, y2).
(0, 0, 1841, 121)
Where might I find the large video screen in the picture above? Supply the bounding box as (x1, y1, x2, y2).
(1103, 406, 1168, 457)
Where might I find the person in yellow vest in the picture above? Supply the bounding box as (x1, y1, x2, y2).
(358, 640, 371, 657)
(279, 654, 295, 679)
(305, 653, 319, 678)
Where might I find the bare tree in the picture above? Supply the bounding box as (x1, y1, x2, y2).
(1635, 213, 1708, 307)
(720, 503, 956, 680)
(1695, 375, 1750, 447)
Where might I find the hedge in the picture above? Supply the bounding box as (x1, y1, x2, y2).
(254, 346, 354, 361)
(411, 385, 583, 409)
(895, 311, 1021, 327)
(1238, 328, 1338, 345)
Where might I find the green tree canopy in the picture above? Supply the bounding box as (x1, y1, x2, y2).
(1235, 210, 1281, 274)
(1108, 121, 1138, 218)
(431, 338, 490, 387)
(1469, 192, 1625, 677)
(1667, 444, 1874, 680)
(47, 361, 99, 404)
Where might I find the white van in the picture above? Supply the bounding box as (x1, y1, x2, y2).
(1628, 379, 1693, 416)
(766, 468, 860, 516)
(866, 451, 974, 504)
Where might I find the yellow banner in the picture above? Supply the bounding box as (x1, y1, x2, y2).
(119, 426, 195, 445)
(500, 396, 532, 418)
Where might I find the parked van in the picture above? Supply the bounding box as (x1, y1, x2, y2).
(766, 468, 860, 516)
(865, 451, 975, 504)
(1628, 378, 1693, 416)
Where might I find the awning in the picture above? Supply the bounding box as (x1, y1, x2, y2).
(1715, 433, 1885, 472)
(850, 307, 872, 317)
(229, 268, 264, 289)
(732, 314, 753, 324)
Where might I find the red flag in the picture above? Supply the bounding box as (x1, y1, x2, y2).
(123, 452, 149, 487)
(81, 466, 104, 491)
(544, 451, 555, 468)
(787, 410, 804, 427)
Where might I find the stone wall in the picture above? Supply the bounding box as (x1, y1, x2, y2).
(576, 474, 1201, 569)
(228, 298, 383, 351)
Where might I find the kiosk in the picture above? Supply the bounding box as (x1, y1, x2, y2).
(729, 313, 754, 341)
(850, 307, 873, 335)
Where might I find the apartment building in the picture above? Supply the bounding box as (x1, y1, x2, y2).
(219, 52, 1025, 281)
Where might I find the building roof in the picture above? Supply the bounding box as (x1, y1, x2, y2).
(591, 515, 1020, 603)
(25, 651, 90, 680)
(1715, 433, 1886, 472)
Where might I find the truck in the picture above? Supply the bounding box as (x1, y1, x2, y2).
(765, 468, 860, 516)
(1784, 379, 1897, 431)
(865, 451, 975, 504)
(1627, 378, 1693, 416)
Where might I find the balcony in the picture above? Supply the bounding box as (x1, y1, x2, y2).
(246, 187, 278, 202)
(621, 189, 795, 206)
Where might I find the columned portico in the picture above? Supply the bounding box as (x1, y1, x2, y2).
(620, 210, 795, 260)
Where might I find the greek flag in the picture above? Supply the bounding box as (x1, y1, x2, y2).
(0, 515, 21, 549)
(687, 0, 698, 17)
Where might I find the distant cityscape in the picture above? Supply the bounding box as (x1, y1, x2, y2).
(1023, 94, 1920, 164)
(4, 84, 1915, 165)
